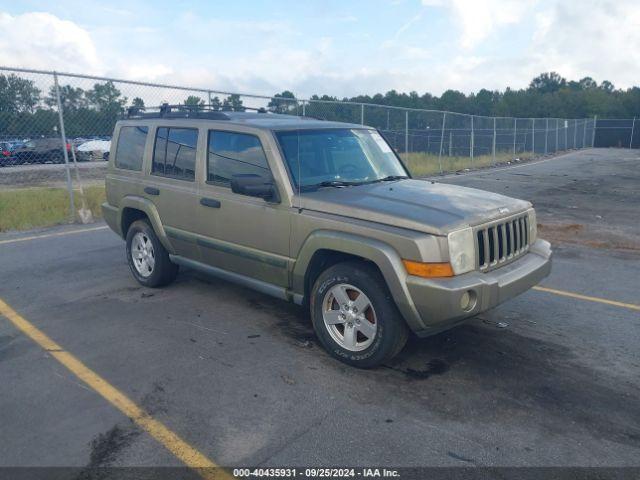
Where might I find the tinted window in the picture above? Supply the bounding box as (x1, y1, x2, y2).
(115, 126, 148, 171)
(207, 131, 269, 185)
(152, 127, 198, 181)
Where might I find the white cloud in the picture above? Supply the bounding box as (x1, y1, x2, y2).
(421, 0, 535, 48)
(0, 12, 100, 73)
(528, 0, 640, 88)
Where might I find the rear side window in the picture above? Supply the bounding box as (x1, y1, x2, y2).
(152, 128, 198, 181)
(207, 130, 269, 185)
(115, 126, 148, 171)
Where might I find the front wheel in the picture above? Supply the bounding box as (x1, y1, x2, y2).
(125, 220, 178, 287)
(310, 261, 408, 368)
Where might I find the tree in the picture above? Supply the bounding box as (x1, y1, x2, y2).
(0, 74, 41, 113)
(184, 95, 204, 106)
(222, 94, 244, 111)
(131, 97, 145, 108)
(268, 90, 296, 113)
(86, 81, 126, 111)
(529, 72, 566, 94)
(599, 80, 615, 93)
(45, 84, 87, 111)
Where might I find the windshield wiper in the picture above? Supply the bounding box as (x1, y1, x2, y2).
(378, 175, 409, 182)
(311, 180, 364, 189)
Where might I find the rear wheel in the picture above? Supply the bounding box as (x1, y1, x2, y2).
(125, 219, 178, 287)
(310, 261, 408, 368)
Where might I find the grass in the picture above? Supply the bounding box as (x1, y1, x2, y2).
(401, 151, 535, 176)
(0, 185, 106, 232)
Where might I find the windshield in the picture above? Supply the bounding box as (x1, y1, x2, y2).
(275, 129, 408, 190)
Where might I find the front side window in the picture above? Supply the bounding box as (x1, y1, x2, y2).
(275, 129, 407, 190)
(115, 126, 148, 171)
(207, 130, 270, 186)
(152, 127, 198, 181)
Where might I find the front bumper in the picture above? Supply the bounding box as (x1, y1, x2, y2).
(406, 239, 552, 337)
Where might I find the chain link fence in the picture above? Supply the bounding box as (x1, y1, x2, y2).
(2, 66, 627, 222)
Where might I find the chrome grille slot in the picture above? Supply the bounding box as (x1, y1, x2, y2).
(475, 213, 530, 271)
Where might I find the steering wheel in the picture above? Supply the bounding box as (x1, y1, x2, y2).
(337, 164, 359, 176)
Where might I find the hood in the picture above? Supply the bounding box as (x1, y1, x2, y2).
(296, 179, 531, 235)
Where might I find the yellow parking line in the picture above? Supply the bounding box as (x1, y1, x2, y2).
(0, 298, 232, 480)
(0, 225, 109, 246)
(533, 286, 640, 311)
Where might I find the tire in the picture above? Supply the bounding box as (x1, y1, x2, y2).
(125, 219, 178, 287)
(310, 261, 408, 368)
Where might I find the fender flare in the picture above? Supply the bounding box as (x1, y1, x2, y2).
(292, 230, 425, 332)
(119, 196, 174, 253)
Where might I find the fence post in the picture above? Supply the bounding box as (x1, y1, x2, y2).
(470, 116, 475, 166)
(405, 110, 409, 155)
(573, 119, 577, 149)
(302, 100, 306, 117)
(360, 103, 365, 125)
(438, 112, 446, 174)
(591, 116, 597, 147)
(564, 120, 568, 150)
(532, 119, 535, 154)
(448, 131, 452, 157)
(555, 119, 559, 153)
(544, 118, 548, 154)
(53, 72, 75, 222)
(492, 117, 496, 164)
(629, 117, 636, 149)
(513, 118, 517, 156)
(582, 119, 587, 148)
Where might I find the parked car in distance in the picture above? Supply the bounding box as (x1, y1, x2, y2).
(11, 137, 70, 165)
(102, 107, 552, 368)
(76, 139, 111, 162)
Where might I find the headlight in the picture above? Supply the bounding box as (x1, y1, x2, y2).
(527, 208, 537, 243)
(447, 227, 476, 275)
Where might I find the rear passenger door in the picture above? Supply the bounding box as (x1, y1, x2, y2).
(194, 129, 291, 287)
(141, 126, 202, 260)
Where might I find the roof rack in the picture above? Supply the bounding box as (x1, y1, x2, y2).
(120, 103, 272, 120)
(120, 102, 325, 121)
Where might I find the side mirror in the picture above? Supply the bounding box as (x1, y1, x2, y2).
(231, 173, 279, 202)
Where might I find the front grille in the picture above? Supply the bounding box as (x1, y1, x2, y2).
(476, 214, 529, 271)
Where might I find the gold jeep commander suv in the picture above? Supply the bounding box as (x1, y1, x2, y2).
(102, 105, 552, 368)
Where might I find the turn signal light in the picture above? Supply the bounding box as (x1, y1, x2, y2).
(402, 260, 454, 278)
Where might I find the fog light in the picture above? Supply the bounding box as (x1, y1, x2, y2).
(460, 290, 477, 311)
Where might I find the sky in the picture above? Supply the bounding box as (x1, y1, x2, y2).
(0, 0, 638, 99)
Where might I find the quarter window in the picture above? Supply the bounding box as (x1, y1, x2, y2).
(115, 126, 148, 171)
(152, 127, 198, 181)
(207, 131, 269, 186)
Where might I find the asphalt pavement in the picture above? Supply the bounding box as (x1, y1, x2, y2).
(0, 148, 638, 472)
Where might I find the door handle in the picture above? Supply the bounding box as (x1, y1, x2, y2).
(200, 197, 221, 208)
(144, 187, 160, 196)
